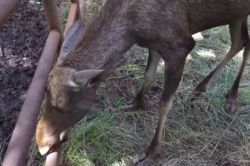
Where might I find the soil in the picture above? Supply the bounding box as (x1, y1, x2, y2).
(0, 1, 49, 163)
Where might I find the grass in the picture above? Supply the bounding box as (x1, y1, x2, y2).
(241, 90, 250, 103)
(62, 110, 152, 166)
(65, 112, 116, 166)
(32, 0, 250, 165)
(61, 5, 70, 20)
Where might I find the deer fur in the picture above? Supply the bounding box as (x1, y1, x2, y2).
(36, 0, 250, 165)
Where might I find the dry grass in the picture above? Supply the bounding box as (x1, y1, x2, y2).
(31, 0, 250, 165)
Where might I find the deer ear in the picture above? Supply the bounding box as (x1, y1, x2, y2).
(59, 20, 84, 59)
(68, 69, 115, 90)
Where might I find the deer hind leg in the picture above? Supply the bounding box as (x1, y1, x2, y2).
(225, 38, 250, 114)
(133, 38, 195, 166)
(120, 49, 161, 112)
(190, 17, 249, 100)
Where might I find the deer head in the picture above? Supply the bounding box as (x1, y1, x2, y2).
(36, 20, 115, 155)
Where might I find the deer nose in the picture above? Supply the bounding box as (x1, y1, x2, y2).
(38, 145, 51, 155)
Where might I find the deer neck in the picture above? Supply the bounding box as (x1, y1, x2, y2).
(60, 1, 134, 70)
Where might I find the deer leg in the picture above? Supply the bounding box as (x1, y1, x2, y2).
(190, 18, 249, 100)
(133, 38, 195, 166)
(120, 49, 161, 111)
(225, 40, 250, 114)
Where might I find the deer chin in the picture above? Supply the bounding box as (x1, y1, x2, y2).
(37, 128, 70, 156)
(38, 146, 50, 156)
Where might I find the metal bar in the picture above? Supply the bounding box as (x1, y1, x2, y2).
(42, 0, 62, 32)
(42, 0, 64, 49)
(78, 0, 86, 20)
(0, 0, 21, 29)
(44, 146, 61, 166)
(2, 31, 60, 166)
(64, 3, 78, 36)
(70, 0, 80, 20)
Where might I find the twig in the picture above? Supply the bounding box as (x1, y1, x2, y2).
(107, 74, 133, 80)
(26, 43, 36, 57)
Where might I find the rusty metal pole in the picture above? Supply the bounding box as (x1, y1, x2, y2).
(42, 0, 64, 50)
(78, 0, 86, 20)
(70, 0, 80, 20)
(42, 0, 62, 33)
(64, 3, 79, 36)
(0, 0, 21, 29)
(64, 0, 86, 37)
(2, 31, 60, 166)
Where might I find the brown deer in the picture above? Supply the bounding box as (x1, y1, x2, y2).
(36, 0, 250, 165)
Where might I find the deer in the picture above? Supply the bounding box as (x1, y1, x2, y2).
(35, 0, 250, 165)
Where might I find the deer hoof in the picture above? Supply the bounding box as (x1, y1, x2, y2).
(224, 92, 238, 115)
(189, 91, 203, 102)
(189, 84, 207, 102)
(119, 105, 139, 112)
(132, 152, 156, 166)
(133, 147, 160, 166)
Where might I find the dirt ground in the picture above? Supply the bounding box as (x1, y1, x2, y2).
(0, 0, 49, 163)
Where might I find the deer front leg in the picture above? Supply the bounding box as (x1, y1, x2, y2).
(190, 18, 248, 100)
(133, 38, 195, 166)
(120, 49, 161, 112)
(225, 39, 250, 114)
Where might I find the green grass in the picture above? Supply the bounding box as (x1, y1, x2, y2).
(115, 99, 124, 108)
(241, 89, 250, 103)
(64, 112, 115, 166)
(63, 110, 153, 166)
(61, 5, 70, 20)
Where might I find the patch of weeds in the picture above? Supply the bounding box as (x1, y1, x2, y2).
(241, 89, 250, 103)
(85, 1, 96, 20)
(115, 99, 123, 108)
(120, 64, 141, 75)
(133, 75, 143, 81)
(156, 69, 164, 83)
(195, 49, 217, 62)
(210, 26, 230, 44)
(64, 113, 120, 166)
(129, 45, 148, 60)
(182, 68, 195, 81)
(39, 160, 46, 166)
(61, 5, 70, 19)
(175, 99, 181, 105)
(87, 1, 95, 12)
